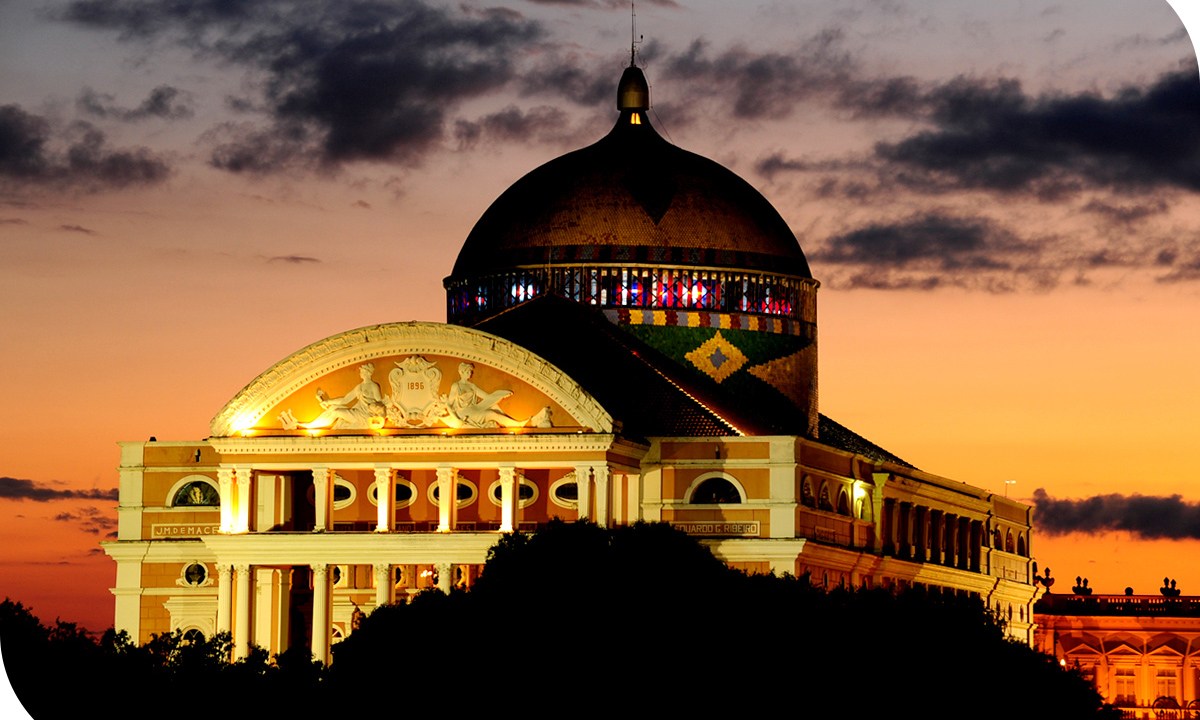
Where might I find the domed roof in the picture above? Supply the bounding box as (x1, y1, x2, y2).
(449, 68, 811, 280)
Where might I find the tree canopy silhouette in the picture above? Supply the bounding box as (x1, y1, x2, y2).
(2, 521, 1114, 719)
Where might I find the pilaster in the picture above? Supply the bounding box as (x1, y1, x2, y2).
(374, 466, 392, 532)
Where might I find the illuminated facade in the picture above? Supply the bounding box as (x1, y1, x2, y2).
(1035, 594, 1200, 715)
(104, 63, 1039, 663)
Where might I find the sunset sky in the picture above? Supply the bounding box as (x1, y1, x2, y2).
(2, 0, 1199, 636)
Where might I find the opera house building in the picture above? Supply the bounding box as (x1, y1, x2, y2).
(104, 64, 1039, 663)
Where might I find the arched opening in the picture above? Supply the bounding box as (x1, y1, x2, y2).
(690, 477, 742, 504)
(800, 477, 816, 508)
(171, 478, 219, 507)
(836, 488, 850, 516)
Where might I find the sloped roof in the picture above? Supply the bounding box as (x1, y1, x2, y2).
(475, 294, 915, 470)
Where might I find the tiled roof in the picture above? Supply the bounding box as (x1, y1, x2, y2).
(475, 295, 916, 471)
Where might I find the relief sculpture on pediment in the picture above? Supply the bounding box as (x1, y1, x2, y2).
(277, 356, 554, 431)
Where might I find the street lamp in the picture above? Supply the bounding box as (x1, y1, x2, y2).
(1004, 479, 1016, 498)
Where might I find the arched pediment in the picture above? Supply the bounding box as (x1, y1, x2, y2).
(210, 322, 612, 437)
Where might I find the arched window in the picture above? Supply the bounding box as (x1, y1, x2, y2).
(170, 477, 219, 507)
(1005, 530, 1014, 553)
(800, 477, 816, 508)
(690, 477, 741, 504)
(818, 482, 834, 511)
(836, 489, 850, 516)
(993, 527, 1003, 549)
(1016, 534, 1027, 557)
(684, 473, 746, 504)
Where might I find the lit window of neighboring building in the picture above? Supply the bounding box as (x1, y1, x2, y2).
(1114, 668, 1136, 707)
(1156, 669, 1178, 702)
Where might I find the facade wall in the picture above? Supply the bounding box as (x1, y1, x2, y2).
(1036, 596, 1200, 715)
(105, 325, 1038, 661)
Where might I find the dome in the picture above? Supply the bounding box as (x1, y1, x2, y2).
(448, 73, 811, 284)
(444, 65, 819, 437)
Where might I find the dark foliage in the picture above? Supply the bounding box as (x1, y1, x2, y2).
(2, 522, 1115, 719)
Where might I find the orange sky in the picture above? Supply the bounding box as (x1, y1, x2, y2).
(1, 0, 1199, 634)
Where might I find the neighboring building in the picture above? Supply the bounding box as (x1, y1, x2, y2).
(104, 62, 1039, 663)
(1036, 593, 1200, 717)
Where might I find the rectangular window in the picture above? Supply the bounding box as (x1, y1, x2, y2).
(1114, 668, 1136, 707)
(1156, 669, 1178, 702)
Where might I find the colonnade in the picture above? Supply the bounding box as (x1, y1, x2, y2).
(214, 462, 617, 534)
(209, 462, 619, 663)
(214, 560, 457, 663)
(880, 499, 988, 573)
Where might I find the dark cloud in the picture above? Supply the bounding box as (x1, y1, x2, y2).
(525, 0, 678, 7)
(0, 477, 118, 502)
(1156, 255, 1200, 284)
(268, 255, 320, 264)
(0, 104, 171, 190)
(1081, 198, 1170, 226)
(58, 224, 97, 235)
(1033, 488, 1200, 540)
(0, 218, 27, 225)
(876, 66, 1200, 196)
(77, 85, 194, 121)
(519, 57, 614, 108)
(833, 75, 927, 119)
(814, 212, 1026, 270)
(808, 213, 1081, 292)
(661, 32, 853, 120)
(52, 506, 118, 536)
(58, 0, 261, 39)
(454, 106, 569, 149)
(62, 0, 543, 172)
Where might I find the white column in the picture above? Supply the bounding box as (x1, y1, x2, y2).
(436, 467, 456, 532)
(277, 569, 291, 654)
(626, 472, 642, 522)
(499, 467, 518, 533)
(373, 563, 393, 607)
(217, 467, 235, 533)
(216, 563, 233, 636)
(233, 564, 252, 660)
(575, 465, 593, 522)
(253, 568, 274, 653)
(234, 466, 252, 533)
(313, 467, 331, 532)
(374, 467, 392, 532)
(611, 472, 624, 525)
(592, 465, 610, 527)
(435, 562, 453, 594)
(311, 564, 330, 665)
